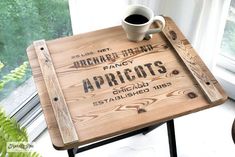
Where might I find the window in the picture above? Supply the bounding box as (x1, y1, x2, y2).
(0, 0, 72, 141)
(216, 0, 235, 100)
(218, 0, 235, 73)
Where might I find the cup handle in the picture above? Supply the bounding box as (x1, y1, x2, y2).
(145, 16, 165, 39)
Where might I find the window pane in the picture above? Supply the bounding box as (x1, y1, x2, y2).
(220, 0, 235, 61)
(0, 0, 72, 101)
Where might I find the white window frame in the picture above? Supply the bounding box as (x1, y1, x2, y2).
(217, 54, 235, 74)
(214, 0, 235, 100)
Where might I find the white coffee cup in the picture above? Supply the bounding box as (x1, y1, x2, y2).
(122, 5, 165, 42)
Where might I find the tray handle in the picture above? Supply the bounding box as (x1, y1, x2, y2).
(33, 40, 79, 145)
(159, 17, 227, 105)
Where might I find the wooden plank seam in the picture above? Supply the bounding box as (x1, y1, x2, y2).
(33, 40, 79, 145)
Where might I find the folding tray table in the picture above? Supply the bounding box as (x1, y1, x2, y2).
(27, 17, 227, 157)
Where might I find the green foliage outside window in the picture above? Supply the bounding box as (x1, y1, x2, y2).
(0, 0, 72, 100)
(0, 0, 72, 155)
(0, 61, 29, 91)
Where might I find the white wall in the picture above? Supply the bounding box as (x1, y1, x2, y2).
(69, 0, 201, 42)
(69, 0, 129, 34)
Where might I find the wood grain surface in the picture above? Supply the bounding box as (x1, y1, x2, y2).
(160, 19, 227, 104)
(26, 17, 227, 150)
(33, 40, 78, 145)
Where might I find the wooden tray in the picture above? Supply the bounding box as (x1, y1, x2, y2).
(27, 17, 227, 150)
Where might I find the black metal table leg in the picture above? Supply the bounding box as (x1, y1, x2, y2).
(67, 148, 76, 157)
(167, 120, 177, 157)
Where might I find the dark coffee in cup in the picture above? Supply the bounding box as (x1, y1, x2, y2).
(122, 5, 165, 42)
(124, 14, 149, 24)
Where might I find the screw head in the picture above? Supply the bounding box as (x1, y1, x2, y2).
(169, 31, 177, 40)
(54, 97, 58, 101)
(172, 70, 179, 75)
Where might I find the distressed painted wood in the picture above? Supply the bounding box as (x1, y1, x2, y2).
(27, 17, 227, 150)
(33, 40, 78, 145)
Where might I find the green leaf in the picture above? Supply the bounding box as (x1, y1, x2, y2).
(0, 108, 41, 157)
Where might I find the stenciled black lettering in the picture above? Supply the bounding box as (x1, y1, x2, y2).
(100, 55, 107, 63)
(82, 60, 168, 93)
(83, 79, 94, 93)
(105, 73, 118, 86)
(105, 54, 112, 61)
(93, 57, 100, 65)
(144, 63, 155, 75)
(124, 69, 135, 81)
(112, 52, 119, 59)
(153, 82, 172, 90)
(103, 66, 108, 70)
(127, 49, 135, 55)
(114, 63, 122, 67)
(87, 58, 93, 66)
(93, 76, 104, 89)
(80, 60, 87, 67)
(147, 44, 153, 51)
(154, 61, 167, 73)
(122, 50, 128, 57)
(122, 61, 128, 66)
(133, 47, 140, 54)
(140, 46, 148, 52)
(134, 66, 147, 78)
(94, 88, 150, 106)
(116, 71, 125, 83)
(73, 61, 80, 68)
(167, 82, 172, 86)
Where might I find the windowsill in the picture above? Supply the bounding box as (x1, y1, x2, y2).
(0, 77, 37, 116)
(0, 77, 47, 141)
(214, 65, 235, 100)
